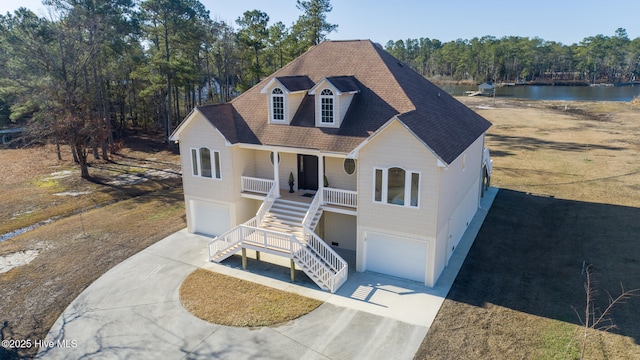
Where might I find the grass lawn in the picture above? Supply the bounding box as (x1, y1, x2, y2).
(0, 134, 182, 236)
(0, 136, 187, 359)
(180, 269, 322, 327)
(415, 98, 640, 359)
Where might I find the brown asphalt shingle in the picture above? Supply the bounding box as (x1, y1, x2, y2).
(190, 40, 491, 165)
(275, 75, 315, 92)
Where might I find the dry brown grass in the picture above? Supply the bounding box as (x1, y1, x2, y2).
(461, 97, 640, 207)
(0, 136, 182, 236)
(415, 97, 640, 360)
(180, 269, 322, 327)
(0, 136, 186, 359)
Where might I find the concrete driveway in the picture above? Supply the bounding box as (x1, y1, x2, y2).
(38, 188, 497, 359)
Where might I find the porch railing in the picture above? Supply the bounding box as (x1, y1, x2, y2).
(209, 224, 296, 261)
(323, 187, 357, 208)
(241, 176, 275, 194)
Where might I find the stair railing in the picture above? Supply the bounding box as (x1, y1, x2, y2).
(256, 182, 277, 226)
(302, 191, 322, 229)
(301, 226, 349, 293)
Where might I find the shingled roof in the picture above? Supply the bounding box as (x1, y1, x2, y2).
(188, 40, 491, 165)
(274, 75, 315, 92)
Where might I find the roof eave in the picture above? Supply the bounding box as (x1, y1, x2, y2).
(347, 115, 450, 167)
(169, 108, 200, 141)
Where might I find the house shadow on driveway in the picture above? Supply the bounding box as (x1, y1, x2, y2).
(448, 189, 640, 343)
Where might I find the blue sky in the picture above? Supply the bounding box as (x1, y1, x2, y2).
(2, 0, 639, 45)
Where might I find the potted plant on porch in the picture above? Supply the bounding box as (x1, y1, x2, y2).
(288, 172, 295, 193)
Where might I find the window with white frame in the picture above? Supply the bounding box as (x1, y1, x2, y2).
(374, 167, 420, 207)
(343, 158, 356, 175)
(271, 87, 285, 122)
(191, 147, 221, 179)
(320, 88, 334, 124)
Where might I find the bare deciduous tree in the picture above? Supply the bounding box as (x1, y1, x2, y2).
(572, 264, 639, 359)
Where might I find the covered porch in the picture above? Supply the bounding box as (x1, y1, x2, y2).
(238, 147, 358, 214)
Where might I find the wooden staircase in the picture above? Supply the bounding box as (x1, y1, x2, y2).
(208, 192, 346, 293)
(261, 199, 322, 238)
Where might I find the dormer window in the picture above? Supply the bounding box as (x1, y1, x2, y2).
(309, 76, 360, 129)
(261, 76, 314, 125)
(320, 89, 334, 124)
(271, 88, 285, 122)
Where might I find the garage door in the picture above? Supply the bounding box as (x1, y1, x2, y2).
(190, 200, 231, 237)
(365, 232, 427, 282)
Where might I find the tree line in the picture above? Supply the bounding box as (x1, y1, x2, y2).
(0, 0, 336, 178)
(1, 0, 638, 180)
(385, 28, 640, 85)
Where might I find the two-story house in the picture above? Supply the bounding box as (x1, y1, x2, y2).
(170, 40, 492, 293)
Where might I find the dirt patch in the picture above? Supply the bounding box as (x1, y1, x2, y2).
(0, 250, 39, 274)
(415, 98, 640, 359)
(180, 269, 322, 327)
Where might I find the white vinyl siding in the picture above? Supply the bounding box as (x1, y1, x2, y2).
(324, 156, 357, 191)
(432, 135, 484, 281)
(178, 112, 234, 205)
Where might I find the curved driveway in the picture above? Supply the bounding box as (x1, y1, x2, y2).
(38, 188, 497, 359)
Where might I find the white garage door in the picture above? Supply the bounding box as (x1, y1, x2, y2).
(365, 232, 427, 283)
(190, 200, 231, 237)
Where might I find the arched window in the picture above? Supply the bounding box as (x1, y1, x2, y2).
(190, 147, 221, 179)
(271, 87, 284, 121)
(374, 166, 420, 207)
(320, 88, 334, 123)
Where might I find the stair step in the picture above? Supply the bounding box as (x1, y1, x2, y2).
(268, 207, 307, 216)
(261, 222, 303, 232)
(265, 212, 304, 222)
(272, 203, 310, 212)
(263, 217, 304, 227)
(261, 220, 303, 230)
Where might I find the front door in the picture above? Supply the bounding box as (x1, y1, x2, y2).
(297, 154, 318, 190)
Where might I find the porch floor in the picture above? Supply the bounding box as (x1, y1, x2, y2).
(241, 188, 316, 204)
(278, 189, 315, 203)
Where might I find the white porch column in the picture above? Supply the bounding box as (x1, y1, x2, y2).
(318, 154, 324, 201)
(273, 151, 281, 198)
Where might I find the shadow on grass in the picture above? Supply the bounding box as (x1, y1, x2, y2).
(450, 189, 640, 343)
(486, 133, 625, 157)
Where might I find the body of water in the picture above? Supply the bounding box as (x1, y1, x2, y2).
(442, 84, 640, 102)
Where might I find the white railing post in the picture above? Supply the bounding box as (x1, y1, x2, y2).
(272, 151, 281, 198)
